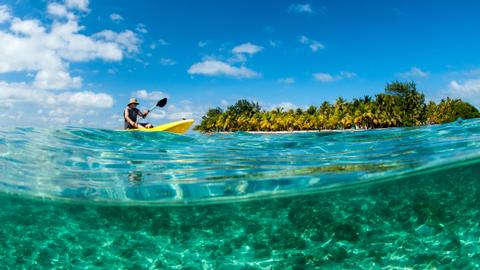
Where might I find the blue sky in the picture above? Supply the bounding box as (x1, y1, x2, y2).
(1, 0, 480, 128)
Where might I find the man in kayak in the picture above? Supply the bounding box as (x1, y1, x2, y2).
(124, 98, 154, 129)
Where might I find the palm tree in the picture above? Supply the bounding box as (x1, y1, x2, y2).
(195, 81, 480, 132)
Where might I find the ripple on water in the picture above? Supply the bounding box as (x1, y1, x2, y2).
(0, 119, 479, 204)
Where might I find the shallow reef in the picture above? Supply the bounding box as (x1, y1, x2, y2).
(1, 161, 479, 269)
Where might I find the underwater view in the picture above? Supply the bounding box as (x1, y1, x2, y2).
(1, 118, 479, 268)
(3, 0, 480, 268)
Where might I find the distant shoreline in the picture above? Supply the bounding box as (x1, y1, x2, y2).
(194, 82, 480, 133)
(208, 120, 469, 134)
(215, 129, 367, 134)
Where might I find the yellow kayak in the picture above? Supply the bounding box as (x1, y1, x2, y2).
(126, 119, 194, 134)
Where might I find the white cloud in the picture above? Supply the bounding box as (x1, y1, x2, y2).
(10, 18, 46, 36)
(199, 55, 218, 62)
(0, 81, 113, 109)
(339, 71, 357, 79)
(198, 41, 208, 47)
(93, 30, 141, 54)
(149, 39, 169, 49)
(277, 77, 295, 84)
(51, 23, 124, 61)
(188, 60, 260, 79)
(270, 102, 298, 111)
(269, 40, 280, 47)
(448, 80, 480, 106)
(160, 58, 176, 66)
(299, 35, 324, 52)
(232, 42, 263, 55)
(0, 1, 143, 127)
(65, 0, 90, 12)
(0, 5, 11, 23)
(47, 0, 89, 19)
(164, 110, 194, 120)
(221, 99, 229, 107)
(110, 13, 124, 22)
(58, 91, 113, 108)
(0, 5, 140, 90)
(149, 110, 167, 119)
(313, 73, 335, 82)
(288, 4, 314, 14)
(227, 53, 247, 64)
(158, 39, 169, 45)
(33, 70, 82, 90)
(309, 41, 325, 52)
(86, 109, 97, 116)
(47, 3, 75, 20)
(449, 80, 480, 94)
(48, 108, 70, 124)
(136, 23, 148, 34)
(313, 71, 357, 82)
(397, 67, 429, 78)
(133, 89, 168, 101)
(299, 35, 309, 44)
(5, 101, 13, 110)
(190, 43, 263, 78)
(0, 88, 112, 126)
(137, 97, 206, 124)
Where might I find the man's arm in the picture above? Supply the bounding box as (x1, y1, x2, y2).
(124, 108, 137, 128)
(139, 110, 150, 119)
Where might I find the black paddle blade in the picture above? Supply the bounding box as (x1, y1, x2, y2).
(157, 98, 168, 108)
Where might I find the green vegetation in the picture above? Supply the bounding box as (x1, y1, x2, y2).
(195, 81, 480, 132)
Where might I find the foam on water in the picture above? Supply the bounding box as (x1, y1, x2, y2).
(0, 118, 479, 204)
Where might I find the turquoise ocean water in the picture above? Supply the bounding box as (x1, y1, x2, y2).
(0, 119, 479, 268)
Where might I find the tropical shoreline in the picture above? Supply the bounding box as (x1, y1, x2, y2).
(216, 129, 362, 134)
(211, 117, 471, 134)
(195, 81, 480, 133)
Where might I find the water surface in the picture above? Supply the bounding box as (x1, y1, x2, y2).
(1, 118, 478, 204)
(0, 119, 479, 268)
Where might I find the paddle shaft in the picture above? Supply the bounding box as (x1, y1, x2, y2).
(137, 98, 168, 122)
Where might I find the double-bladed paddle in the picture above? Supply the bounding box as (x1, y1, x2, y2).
(133, 97, 168, 125)
(148, 97, 168, 112)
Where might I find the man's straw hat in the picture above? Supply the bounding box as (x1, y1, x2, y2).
(128, 98, 139, 105)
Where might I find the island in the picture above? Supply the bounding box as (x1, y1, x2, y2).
(194, 81, 480, 133)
